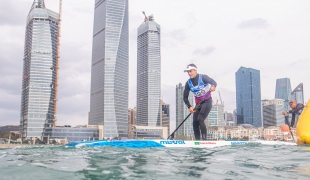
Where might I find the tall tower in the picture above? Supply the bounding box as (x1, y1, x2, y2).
(235, 67, 262, 127)
(136, 13, 161, 127)
(20, 0, 59, 140)
(291, 83, 304, 104)
(275, 78, 292, 112)
(89, 0, 129, 138)
(175, 83, 195, 138)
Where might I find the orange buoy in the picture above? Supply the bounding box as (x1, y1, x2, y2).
(280, 124, 289, 132)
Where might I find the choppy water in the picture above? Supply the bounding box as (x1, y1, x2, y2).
(1, 144, 310, 180)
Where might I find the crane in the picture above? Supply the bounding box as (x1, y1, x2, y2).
(218, 91, 224, 106)
(54, 0, 62, 127)
(142, 11, 148, 22)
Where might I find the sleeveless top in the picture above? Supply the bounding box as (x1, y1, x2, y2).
(187, 74, 211, 103)
(294, 103, 304, 115)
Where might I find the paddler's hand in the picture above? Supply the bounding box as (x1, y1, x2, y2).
(189, 107, 195, 114)
(282, 111, 287, 115)
(209, 86, 216, 92)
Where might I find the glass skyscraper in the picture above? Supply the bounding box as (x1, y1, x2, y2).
(275, 78, 292, 112)
(175, 83, 195, 138)
(136, 14, 161, 127)
(291, 83, 304, 104)
(89, 0, 129, 138)
(262, 99, 285, 128)
(206, 103, 225, 127)
(235, 67, 262, 127)
(20, 0, 59, 140)
(161, 100, 170, 135)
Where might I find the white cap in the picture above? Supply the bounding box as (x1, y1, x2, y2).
(184, 64, 197, 72)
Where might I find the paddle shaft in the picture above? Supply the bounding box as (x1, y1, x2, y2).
(167, 98, 206, 140)
(167, 91, 211, 140)
(167, 113, 192, 140)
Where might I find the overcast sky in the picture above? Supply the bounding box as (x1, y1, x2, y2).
(0, 0, 309, 131)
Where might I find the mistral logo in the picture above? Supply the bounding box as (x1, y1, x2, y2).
(160, 140, 185, 145)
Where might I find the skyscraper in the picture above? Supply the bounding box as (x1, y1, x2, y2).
(161, 100, 170, 135)
(235, 67, 262, 127)
(291, 83, 304, 104)
(136, 13, 161, 127)
(262, 99, 285, 128)
(206, 103, 225, 127)
(89, 0, 129, 138)
(175, 83, 195, 138)
(275, 78, 292, 112)
(20, 0, 59, 140)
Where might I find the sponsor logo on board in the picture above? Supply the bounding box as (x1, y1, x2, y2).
(160, 140, 185, 145)
(194, 141, 216, 145)
(201, 142, 216, 144)
(231, 141, 261, 145)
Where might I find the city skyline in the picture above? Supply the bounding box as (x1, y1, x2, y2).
(1, 1, 310, 132)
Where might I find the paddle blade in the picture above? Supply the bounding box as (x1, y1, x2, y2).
(167, 133, 174, 140)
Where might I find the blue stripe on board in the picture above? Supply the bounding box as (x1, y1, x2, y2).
(66, 140, 165, 148)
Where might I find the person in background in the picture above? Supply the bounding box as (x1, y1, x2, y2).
(282, 100, 304, 128)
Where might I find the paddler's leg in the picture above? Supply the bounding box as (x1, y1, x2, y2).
(193, 110, 201, 140)
(197, 98, 212, 140)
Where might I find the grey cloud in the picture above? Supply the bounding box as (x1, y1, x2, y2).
(192, 46, 216, 56)
(237, 18, 269, 29)
(0, 1, 30, 26)
(56, 42, 91, 117)
(289, 59, 310, 67)
(74, 7, 93, 14)
(165, 29, 187, 42)
(58, 93, 90, 116)
(0, 42, 23, 96)
(187, 13, 197, 27)
(0, 109, 19, 125)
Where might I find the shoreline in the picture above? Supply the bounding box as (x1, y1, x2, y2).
(0, 144, 41, 149)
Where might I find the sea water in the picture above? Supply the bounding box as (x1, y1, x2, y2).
(1, 144, 310, 180)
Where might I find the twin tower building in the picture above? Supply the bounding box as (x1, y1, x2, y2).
(20, 0, 162, 140)
(89, 1, 162, 138)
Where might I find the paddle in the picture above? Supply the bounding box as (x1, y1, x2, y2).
(285, 115, 295, 142)
(167, 99, 205, 140)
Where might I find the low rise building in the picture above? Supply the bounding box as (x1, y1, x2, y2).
(43, 125, 103, 142)
(132, 126, 168, 139)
